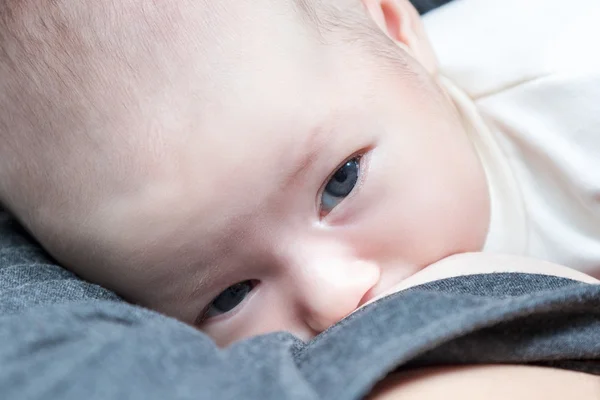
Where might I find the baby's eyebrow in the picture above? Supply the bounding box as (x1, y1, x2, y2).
(281, 124, 331, 189)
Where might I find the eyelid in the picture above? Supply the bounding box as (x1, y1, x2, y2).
(195, 280, 260, 326)
(317, 148, 371, 220)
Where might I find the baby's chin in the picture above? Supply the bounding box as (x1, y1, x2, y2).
(351, 252, 600, 314)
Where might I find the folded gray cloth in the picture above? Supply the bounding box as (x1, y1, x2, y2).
(1, 210, 599, 400)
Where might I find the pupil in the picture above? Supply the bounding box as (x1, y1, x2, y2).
(334, 167, 349, 183)
(213, 281, 252, 312)
(324, 158, 359, 198)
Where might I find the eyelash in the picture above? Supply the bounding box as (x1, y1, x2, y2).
(318, 150, 368, 218)
(195, 280, 258, 325)
(195, 150, 370, 326)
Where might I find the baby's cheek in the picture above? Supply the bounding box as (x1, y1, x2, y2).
(349, 150, 476, 261)
(342, 193, 458, 267)
(337, 171, 486, 290)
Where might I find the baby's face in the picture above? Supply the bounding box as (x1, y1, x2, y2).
(4, 0, 489, 345)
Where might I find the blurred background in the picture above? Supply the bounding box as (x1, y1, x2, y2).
(411, 0, 453, 14)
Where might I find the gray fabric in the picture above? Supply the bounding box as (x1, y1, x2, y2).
(8, 4, 595, 399)
(1, 210, 599, 400)
(0, 213, 121, 311)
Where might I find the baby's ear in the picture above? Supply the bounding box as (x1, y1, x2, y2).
(361, 0, 438, 74)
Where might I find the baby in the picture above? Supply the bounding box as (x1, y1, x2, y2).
(0, 0, 598, 346)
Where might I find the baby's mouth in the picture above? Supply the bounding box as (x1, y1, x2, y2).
(353, 263, 432, 311)
(356, 284, 403, 310)
(357, 287, 377, 308)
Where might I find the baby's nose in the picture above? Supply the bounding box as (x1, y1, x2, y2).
(296, 258, 380, 333)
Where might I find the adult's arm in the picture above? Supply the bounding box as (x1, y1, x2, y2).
(366, 253, 600, 399)
(2, 210, 600, 400)
(369, 365, 600, 400)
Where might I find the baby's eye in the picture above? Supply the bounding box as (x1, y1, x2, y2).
(320, 156, 361, 216)
(202, 280, 255, 320)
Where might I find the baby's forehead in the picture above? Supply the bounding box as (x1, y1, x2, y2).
(1, 0, 400, 299)
(4, 0, 320, 71)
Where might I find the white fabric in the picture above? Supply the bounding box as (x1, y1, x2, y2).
(425, 0, 600, 276)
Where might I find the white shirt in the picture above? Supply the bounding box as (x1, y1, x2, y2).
(425, 0, 600, 276)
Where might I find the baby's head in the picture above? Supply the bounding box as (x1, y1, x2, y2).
(0, 0, 489, 345)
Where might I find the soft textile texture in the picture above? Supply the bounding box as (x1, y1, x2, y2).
(1, 210, 599, 400)
(425, 0, 600, 276)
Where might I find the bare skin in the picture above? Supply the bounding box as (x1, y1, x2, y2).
(0, 0, 489, 345)
(1, 1, 598, 395)
(360, 252, 599, 307)
(369, 365, 600, 400)
(365, 252, 599, 400)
